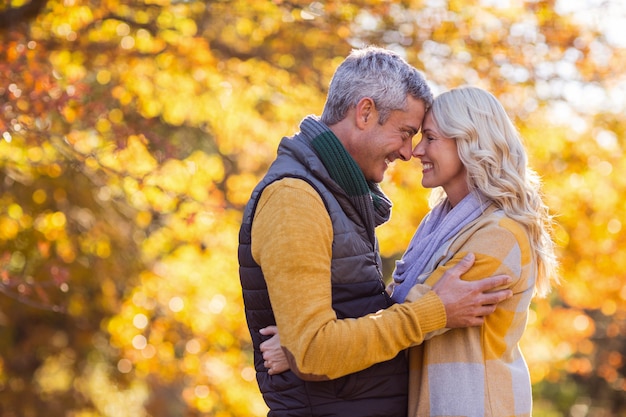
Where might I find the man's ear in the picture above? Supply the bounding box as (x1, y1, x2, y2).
(355, 97, 376, 129)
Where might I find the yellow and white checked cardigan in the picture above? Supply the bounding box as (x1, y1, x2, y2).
(405, 204, 536, 417)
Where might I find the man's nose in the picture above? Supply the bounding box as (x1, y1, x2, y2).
(399, 140, 413, 161)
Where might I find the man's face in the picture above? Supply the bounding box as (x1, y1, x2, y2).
(351, 96, 426, 183)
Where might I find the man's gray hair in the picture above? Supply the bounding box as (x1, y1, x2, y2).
(320, 46, 433, 126)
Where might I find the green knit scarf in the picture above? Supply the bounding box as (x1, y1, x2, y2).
(311, 130, 369, 197)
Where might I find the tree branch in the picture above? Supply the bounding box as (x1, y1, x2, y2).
(0, 0, 47, 29)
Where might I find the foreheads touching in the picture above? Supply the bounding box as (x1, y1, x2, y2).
(320, 46, 433, 126)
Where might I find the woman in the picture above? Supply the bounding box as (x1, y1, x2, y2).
(390, 86, 559, 417)
(261, 86, 559, 416)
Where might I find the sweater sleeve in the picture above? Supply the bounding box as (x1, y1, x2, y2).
(251, 178, 447, 380)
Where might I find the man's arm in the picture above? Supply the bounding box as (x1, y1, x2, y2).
(262, 254, 512, 375)
(253, 178, 445, 380)
(253, 179, 511, 380)
(402, 252, 512, 342)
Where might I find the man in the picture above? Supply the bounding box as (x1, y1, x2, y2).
(238, 46, 512, 417)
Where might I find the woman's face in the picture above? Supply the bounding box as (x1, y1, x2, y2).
(412, 110, 469, 206)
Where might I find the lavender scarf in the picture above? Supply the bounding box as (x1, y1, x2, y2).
(390, 192, 489, 303)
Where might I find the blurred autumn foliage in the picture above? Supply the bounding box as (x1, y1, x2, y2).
(1, 0, 625, 416)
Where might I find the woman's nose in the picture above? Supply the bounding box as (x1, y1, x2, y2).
(412, 139, 424, 158)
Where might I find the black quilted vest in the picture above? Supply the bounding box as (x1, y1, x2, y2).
(238, 128, 408, 417)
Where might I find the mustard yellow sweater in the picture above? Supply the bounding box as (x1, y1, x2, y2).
(251, 177, 447, 380)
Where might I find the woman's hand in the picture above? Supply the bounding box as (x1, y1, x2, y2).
(259, 326, 291, 375)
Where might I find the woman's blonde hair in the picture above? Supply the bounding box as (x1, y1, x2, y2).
(429, 86, 559, 297)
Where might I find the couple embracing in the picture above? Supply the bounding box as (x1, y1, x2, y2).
(238, 46, 558, 417)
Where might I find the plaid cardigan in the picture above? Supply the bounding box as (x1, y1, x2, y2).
(405, 205, 536, 417)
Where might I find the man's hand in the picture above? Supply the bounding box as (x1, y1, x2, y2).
(259, 326, 290, 375)
(433, 253, 513, 328)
